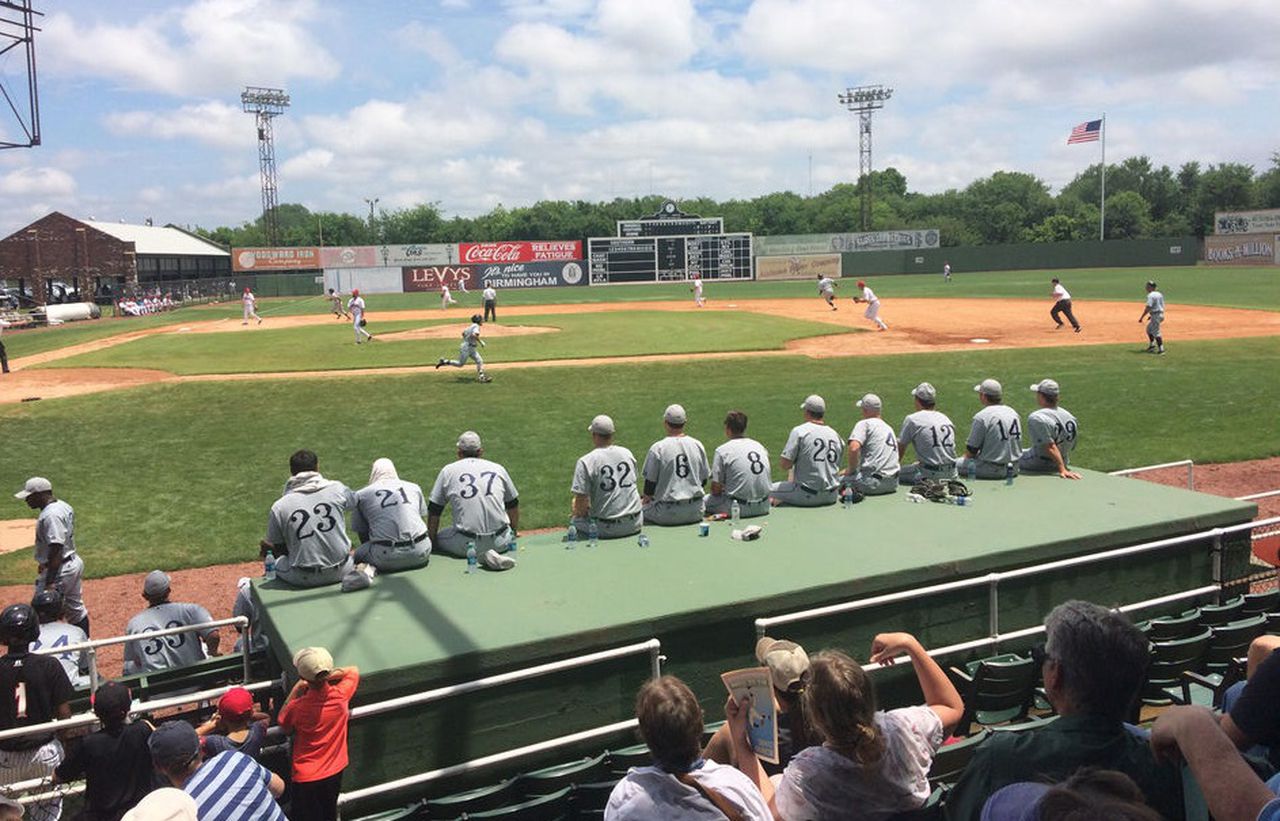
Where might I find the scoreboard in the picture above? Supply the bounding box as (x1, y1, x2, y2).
(617, 200, 724, 237)
(588, 234, 753, 284)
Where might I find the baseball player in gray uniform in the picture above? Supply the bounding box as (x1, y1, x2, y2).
(571, 415, 643, 538)
(436, 314, 491, 382)
(428, 431, 519, 558)
(1019, 379, 1081, 480)
(31, 590, 89, 689)
(705, 410, 772, 518)
(232, 577, 267, 653)
(1139, 280, 1166, 354)
(260, 449, 357, 588)
(817, 274, 838, 311)
(956, 379, 1024, 479)
(352, 458, 432, 572)
(16, 477, 90, 634)
(897, 382, 958, 485)
(123, 571, 219, 675)
(770, 395, 843, 507)
(843, 394, 900, 496)
(641, 404, 710, 526)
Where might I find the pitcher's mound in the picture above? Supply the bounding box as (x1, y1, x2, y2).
(379, 324, 560, 342)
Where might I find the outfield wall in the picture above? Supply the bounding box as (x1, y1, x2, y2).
(837, 236, 1199, 276)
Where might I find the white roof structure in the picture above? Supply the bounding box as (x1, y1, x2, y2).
(82, 220, 229, 257)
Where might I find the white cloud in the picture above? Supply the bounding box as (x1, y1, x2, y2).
(0, 166, 77, 197)
(103, 102, 253, 151)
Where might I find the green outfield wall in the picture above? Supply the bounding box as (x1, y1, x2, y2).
(838, 236, 1199, 277)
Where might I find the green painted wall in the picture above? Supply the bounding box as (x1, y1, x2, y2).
(839, 236, 1199, 276)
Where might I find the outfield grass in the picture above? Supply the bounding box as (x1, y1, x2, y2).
(43, 311, 843, 374)
(2, 334, 1277, 583)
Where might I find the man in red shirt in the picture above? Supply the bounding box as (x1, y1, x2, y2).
(278, 646, 359, 821)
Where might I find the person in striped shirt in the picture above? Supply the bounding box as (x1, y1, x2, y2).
(148, 720, 286, 821)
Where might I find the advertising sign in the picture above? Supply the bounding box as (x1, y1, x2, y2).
(474, 260, 587, 288)
(755, 230, 940, 256)
(377, 243, 455, 266)
(458, 241, 582, 264)
(401, 265, 475, 292)
(1204, 233, 1277, 265)
(318, 246, 379, 268)
(755, 254, 842, 281)
(1214, 209, 1280, 236)
(232, 247, 320, 271)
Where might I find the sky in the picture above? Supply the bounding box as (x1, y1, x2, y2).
(1, 0, 1278, 236)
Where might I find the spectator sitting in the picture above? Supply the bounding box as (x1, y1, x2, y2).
(123, 571, 219, 675)
(704, 637, 816, 777)
(53, 681, 155, 821)
(944, 600, 1184, 821)
(571, 414, 643, 539)
(260, 449, 357, 588)
(148, 720, 286, 821)
(980, 768, 1161, 821)
(351, 458, 432, 572)
(121, 788, 198, 821)
(31, 589, 90, 688)
(231, 576, 268, 654)
(197, 686, 270, 760)
(1220, 634, 1280, 778)
(1150, 706, 1280, 821)
(278, 647, 359, 821)
(727, 633, 963, 820)
(604, 675, 771, 820)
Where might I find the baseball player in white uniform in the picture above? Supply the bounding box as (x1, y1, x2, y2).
(852, 280, 888, 330)
(441, 283, 458, 309)
(352, 458, 432, 572)
(241, 288, 262, 325)
(31, 591, 89, 689)
(843, 394, 900, 496)
(944, 262, 952, 283)
(956, 379, 1024, 479)
(571, 415, 643, 538)
(817, 274, 837, 311)
(457, 275, 469, 295)
(483, 286, 498, 322)
(16, 477, 89, 634)
(428, 431, 519, 558)
(260, 449, 356, 588)
(691, 275, 705, 307)
(1050, 278, 1081, 332)
(436, 314, 491, 382)
(122, 571, 219, 674)
(1019, 379, 1081, 479)
(641, 404, 710, 526)
(348, 289, 373, 343)
(705, 410, 772, 518)
(897, 382, 958, 485)
(1139, 280, 1166, 354)
(328, 288, 349, 319)
(770, 395, 843, 507)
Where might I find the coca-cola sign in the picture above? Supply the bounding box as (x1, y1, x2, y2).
(458, 241, 582, 264)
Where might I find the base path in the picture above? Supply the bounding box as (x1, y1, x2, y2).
(3, 298, 1278, 404)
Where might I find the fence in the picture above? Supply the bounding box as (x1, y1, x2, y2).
(837, 236, 1199, 277)
(1109, 459, 1195, 490)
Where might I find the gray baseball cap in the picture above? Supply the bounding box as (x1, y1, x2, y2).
(148, 720, 200, 769)
(856, 393, 882, 410)
(663, 404, 687, 425)
(800, 394, 826, 414)
(911, 382, 937, 402)
(588, 414, 615, 435)
(456, 430, 482, 452)
(974, 378, 1002, 398)
(1029, 379, 1060, 398)
(14, 477, 52, 500)
(143, 570, 171, 598)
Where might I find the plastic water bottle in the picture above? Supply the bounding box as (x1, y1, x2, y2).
(566, 521, 577, 550)
(505, 536, 518, 554)
(840, 487, 851, 510)
(954, 495, 973, 507)
(587, 519, 599, 549)
(730, 499, 741, 527)
(967, 459, 977, 481)
(637, 511, 649, 548)
(1005, 462, 1015, 486)
(263, 551, 276, 581)
(465, 542, 477, 574)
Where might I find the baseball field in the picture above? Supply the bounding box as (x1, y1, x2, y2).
(1, 263, 1278, 588)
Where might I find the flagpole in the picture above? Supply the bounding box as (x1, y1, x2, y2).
(1099, 113, 1107, 241)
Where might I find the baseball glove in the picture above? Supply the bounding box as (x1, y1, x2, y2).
(359, 318, 367, 327)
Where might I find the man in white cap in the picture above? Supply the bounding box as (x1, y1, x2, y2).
(770, 395, 843, 507)
(428, 431, 520, 559)
(351, 458, 431, 573)
(842, 394, 900, 496)
(16, 476, 90, 634)
(571, 415, 642, 539)
(123, 571, 219, 674)
(260, 449, 357, 589)
(897, 383, 959, 485)
(641, 405, 709, 526)
(1019, 379, 1081, 480)
(956, 379, 1024, 480)
(705, 410, 772, 519)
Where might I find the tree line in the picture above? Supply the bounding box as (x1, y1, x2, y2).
(197, 153, 1280, 250)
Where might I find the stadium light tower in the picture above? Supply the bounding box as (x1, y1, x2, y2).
(838, 84, 893, 231)
(0, 0, 43, 150)
(241, 86, 290, 247)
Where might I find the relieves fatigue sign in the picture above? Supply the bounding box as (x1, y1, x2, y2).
(1214, 209, 1280, 236)
(233, 247, 320, 271)
(458, 241, 582, 264)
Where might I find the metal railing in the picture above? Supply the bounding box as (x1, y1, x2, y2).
(1238, 489, 1280, 502)
(336, 638, 663, 808)
(1110, 459, 1195, 490)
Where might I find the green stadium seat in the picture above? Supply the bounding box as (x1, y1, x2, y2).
(927, 730, 989, 791)
(424, 780, 519, 818)
(1268, 612, 1280, 634)
(351, 803, 425, 821)
(517, 754, 608, 798)
(570, 779, 621, 815)
(701, 720, 725, 747)
(606, 745, 651, 776)
(1196, 596, 1245, 629)
(1169, 615, 1266, 707)
(1203, 614, 1267, 673)
(1243, 590, 1280, 616)
(949, 654, 1037, 736)
(1143, 628, 1212, 704)
(464, 787, 571, 821)
(1145, 610, 1202, 642)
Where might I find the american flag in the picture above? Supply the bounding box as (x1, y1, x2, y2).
(1067, 119, 1102, 144)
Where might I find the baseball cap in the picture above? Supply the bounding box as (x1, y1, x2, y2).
(974, 378, 1002, 398)
(92, 681, 133, 719)
(663, 404, 687, 426)
(217, 686, 254, 720)
(1146, 280, 1157, 288)
(148, 721, 200, 769)
(456, 430, 482, 452)
(856, 280, 867, 288)
(1029, 379, 1060, 398)
(755, 637, 811, 692)
(856, 393, 882, 410)
(911, 382, 937, 403)
(588, 414, 616, 435)
(800, 394, 826, 414)
(14, 477, 51, 500)
(352, 288, 360, 296)
(143, 570, 171, 598)
(979, 782, 1051, 821)
(122, 788, 198, 821)
(293, 646, 334, 681)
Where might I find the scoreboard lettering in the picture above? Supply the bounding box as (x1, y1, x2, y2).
(589, 234, 753, 285)
(618, 217, 725, 237)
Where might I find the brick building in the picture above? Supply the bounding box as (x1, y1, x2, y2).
(0, 212, 230, 305)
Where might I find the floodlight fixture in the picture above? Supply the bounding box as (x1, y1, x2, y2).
(0, 0, 43, 150)
(838, 84, 893, 230)
(241, 86, 290, 246)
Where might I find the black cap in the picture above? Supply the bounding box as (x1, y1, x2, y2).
(0, 603, 39, 646)
(471, 314, 483, 323)
(92, 681, 132, 720)
(31, 589, 64, 621)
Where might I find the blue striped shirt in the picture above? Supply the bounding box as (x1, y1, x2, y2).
(184, 750, 286, 821)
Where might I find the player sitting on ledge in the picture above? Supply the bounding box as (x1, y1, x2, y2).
(260, 450, 357, 589)
(571, 415, 643, 539)
(641, 405, 710, 526)
(705, 410, 772, 519)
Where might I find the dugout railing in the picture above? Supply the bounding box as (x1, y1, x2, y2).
(1110, 459, 1196, 490)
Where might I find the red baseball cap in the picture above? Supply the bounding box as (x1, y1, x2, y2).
(217, 687, 254, 719)
(857, 280, 867, 288)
